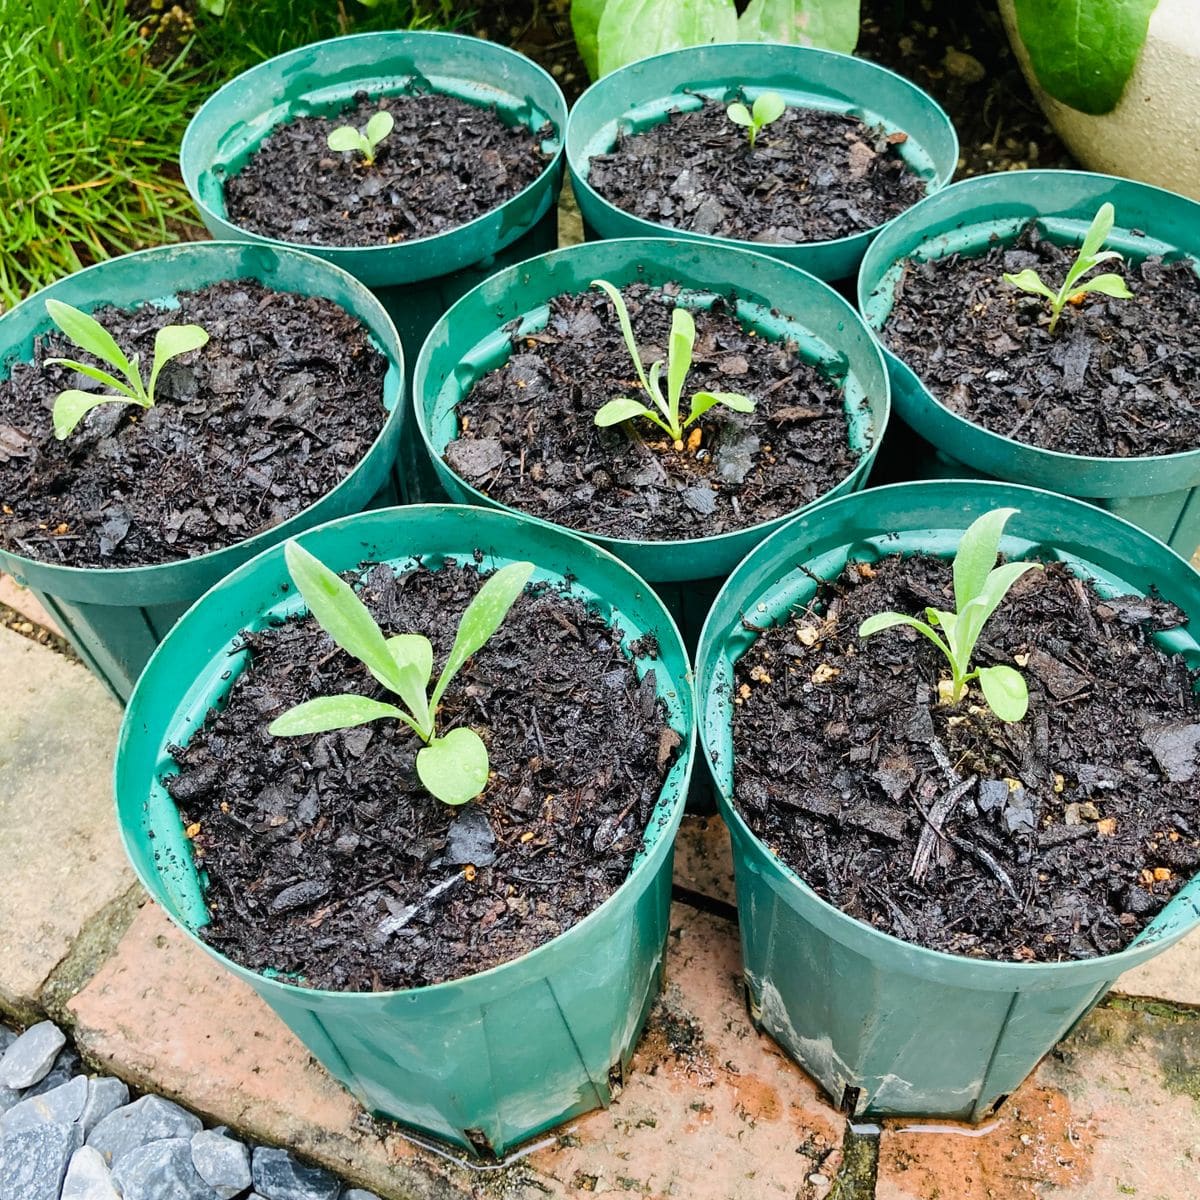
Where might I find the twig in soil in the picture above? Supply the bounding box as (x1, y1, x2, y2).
(910, 774, 977, 884)
(944, 830, 1024, 909)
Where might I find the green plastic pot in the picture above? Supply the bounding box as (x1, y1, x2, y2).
(566, 42, 958, 282)
(413, 236, 890, 649)
(181, 31, 568, 500)
(858, 169, 1200, 557)
(115, 503, 695, 1156)
(0, 241, 404, 704)
(696, 479, 1200, 1120)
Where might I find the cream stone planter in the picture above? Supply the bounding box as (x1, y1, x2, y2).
(1000, 0, 1200, 200)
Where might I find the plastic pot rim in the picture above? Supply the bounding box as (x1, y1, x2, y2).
(115, 501, 697, 1004)
(412, 235, 891, 563)
(856, 168, 1200, 477)
(0, 240, 406, 594)
(696, 476, 1200, 986)
(566, 41, 959, 259)
(181, 30, 568, 260)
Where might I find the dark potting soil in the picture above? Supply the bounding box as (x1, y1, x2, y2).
(586, 100, 927, 244)
(0, 280, 388, 568)
(881, 224, 1200, 458)
(447, 283, 861, 542)
(731, 553, 1200, 963)
(223, 91, 552, 247)
(167, 561, 678, 991)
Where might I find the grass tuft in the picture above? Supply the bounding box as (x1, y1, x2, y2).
(0, 0, 469, 312)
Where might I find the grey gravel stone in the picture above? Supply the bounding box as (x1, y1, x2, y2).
(192, 1128, 253, 1198)
(111, 1136, 219, 1200)
(0, 1073, 88, 1133)
(0, 1084, 21, 1115)
(24, 1046, 82, 1097)
(87, 1093, 203, 1165)
(342, 1190, 384, 1200)
(61, 1145, 121, 1200)
(80, 1077, 130, 1137)
(251, 1146, 341, 1200)
(0, 1028, 13, 1053)
(0, 1120, 83, 1200)
(0, 1020, 67, 1088)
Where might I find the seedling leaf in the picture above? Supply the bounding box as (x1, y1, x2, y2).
(416, 727, 490, 806)
(284, 541, 403, 695)
(1077, 273, 1134, 300)
(726, 102, 753, 128)
(753, 91, 786, 126)
(269, 695, 411, 737)
(387, 634, 435, 736)
(148, 323, 209, 404)
(686, 390, 754, 426)
(432, 561, 534, 709)
(327, 126, 367, 155)
(977, 664, 1029, 723)
(45, 299, 135, 385)
(596, 397, 659, 426)
(952, 507, 1016, 611)
(52, 390, 133, 440)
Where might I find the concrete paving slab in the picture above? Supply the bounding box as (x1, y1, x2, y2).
(0, 627, 132, 1021)
(1114, 929, 1200, 1009)
(0, 575, 63, 638)
(67, 901, 846, 1200)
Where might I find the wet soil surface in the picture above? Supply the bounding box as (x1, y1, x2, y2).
(0, 280, 387, 568)
(448, 283, 860, 542)
(882, 226, 1200, 457)
(731, 553, 1200, 962)
(587, 100, 926, 244)
(168, 561, 677, 991)
(223, 91, 552, 247)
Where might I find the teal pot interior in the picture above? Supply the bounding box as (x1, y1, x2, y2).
(696, 479, 1200, 1120)
(181, 30, 568, 498)
(858, 169, 1200, 557)
(413, 236, 891, 650)
(0, 241, 404, 704)
(566, 42, 958, 282)
(115, 504, 695, 1156)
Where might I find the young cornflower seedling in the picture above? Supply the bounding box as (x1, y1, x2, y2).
(591, 280, 754, 451)
(326, 110, 395, 166)
(859, 508, 1042, 722)
(726, 91, 786, 149)
(1002, 202, 1134, 334)
(269, 541, 533, 806)
(43, 299, 209, 440)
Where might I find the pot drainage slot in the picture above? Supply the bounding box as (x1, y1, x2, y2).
(840, 1085, 862, 1115)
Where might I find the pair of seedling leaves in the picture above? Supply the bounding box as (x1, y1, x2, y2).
(860, 507, 1040, 723)
(270, 541, 533, 807)
(326, 110, 394, 166)
(1003, 202, 1134, 332)
(43, 299, 208, 440)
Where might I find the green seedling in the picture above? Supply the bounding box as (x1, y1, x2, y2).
(269, 541, 533, 806)
(726, 91, 786, 149)
(859, 507, 1042, 722)
(326, 110, 395, 165)
(1002, 202, 1134, 334)
(43, 299, 209, 440)
(591, 279, 754, 450)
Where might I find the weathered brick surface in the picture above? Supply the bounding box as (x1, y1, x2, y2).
(0, 627, 132, 1020)
(67, 901, 843, 1199)
(877, 1003, 1200, 1200)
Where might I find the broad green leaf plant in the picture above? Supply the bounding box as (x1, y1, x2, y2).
(726, 91, 786, 148)
(591, 280, 754, 450)
(270, 541, 533, 806)
(327, 110, 395, 166)
(43, 299, 209, 440)
(572, 0, 860, 78)
(1003, 203, 1134, 334)
(859, 508, 1042, 722)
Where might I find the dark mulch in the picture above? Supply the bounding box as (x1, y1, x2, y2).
(447, 283, 861, 542)
(223, 91, 552, 247)
(168, 561, 678, 991)
(0, 280, 387, 569)
(586, 100, 926, 244)
(881, 225, 1200, 458)
(731, 552, 1200, 962)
